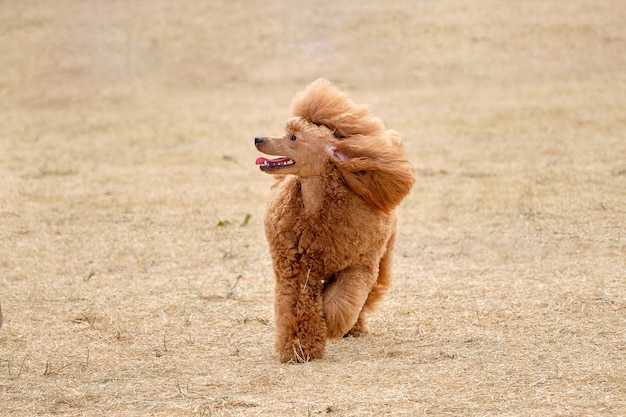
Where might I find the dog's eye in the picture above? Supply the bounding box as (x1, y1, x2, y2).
(290, 135, 297, 141)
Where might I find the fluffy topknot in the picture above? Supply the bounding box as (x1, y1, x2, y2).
(290, 78, 385, 139)
(288, 78, 414, 213)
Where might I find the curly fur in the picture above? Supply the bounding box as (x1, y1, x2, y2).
(255, 79, 414, 363)
(290, 78, 385, 139)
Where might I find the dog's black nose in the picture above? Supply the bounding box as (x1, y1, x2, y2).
(254, 137, 264, 145)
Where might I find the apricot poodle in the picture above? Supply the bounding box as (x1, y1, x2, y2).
(254, 79, 415, 363)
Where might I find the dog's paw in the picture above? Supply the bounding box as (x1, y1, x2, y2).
(278, 338, 325, 364)
(344, 318, 368, 337)
(344, 329, 368, 338)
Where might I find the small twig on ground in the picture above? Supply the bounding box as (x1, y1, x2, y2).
(291, 339, 310, 364)
(226, 275, 241, 299)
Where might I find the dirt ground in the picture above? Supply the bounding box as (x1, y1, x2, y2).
(1, 0, 625, 416)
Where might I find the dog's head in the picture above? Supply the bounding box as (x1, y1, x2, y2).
(254, 116, 340, 178)
(255, 79, 414, 213)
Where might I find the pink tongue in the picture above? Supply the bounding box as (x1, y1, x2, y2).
(256, 157, 291, 166)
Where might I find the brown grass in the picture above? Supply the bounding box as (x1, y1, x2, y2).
(1, 0, 625, 416)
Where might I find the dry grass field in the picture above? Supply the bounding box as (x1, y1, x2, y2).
(1, 0, 625, 416)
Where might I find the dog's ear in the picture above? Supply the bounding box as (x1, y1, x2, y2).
(330, 131, 415, 214)
(325, 144, 350, 162)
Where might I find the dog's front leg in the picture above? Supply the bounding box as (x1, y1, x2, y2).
(274, 272, 327, 363)
(322, 266, 378, 339)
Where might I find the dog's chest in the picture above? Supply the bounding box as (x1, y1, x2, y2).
(264, 176, 392, 273)
(266, 184, 333, 250)
(266, 196, 325, 253)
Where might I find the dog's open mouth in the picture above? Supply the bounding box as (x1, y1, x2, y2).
(255, 157, 296, 171)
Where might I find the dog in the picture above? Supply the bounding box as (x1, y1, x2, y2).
(255, 79, 414, 363)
